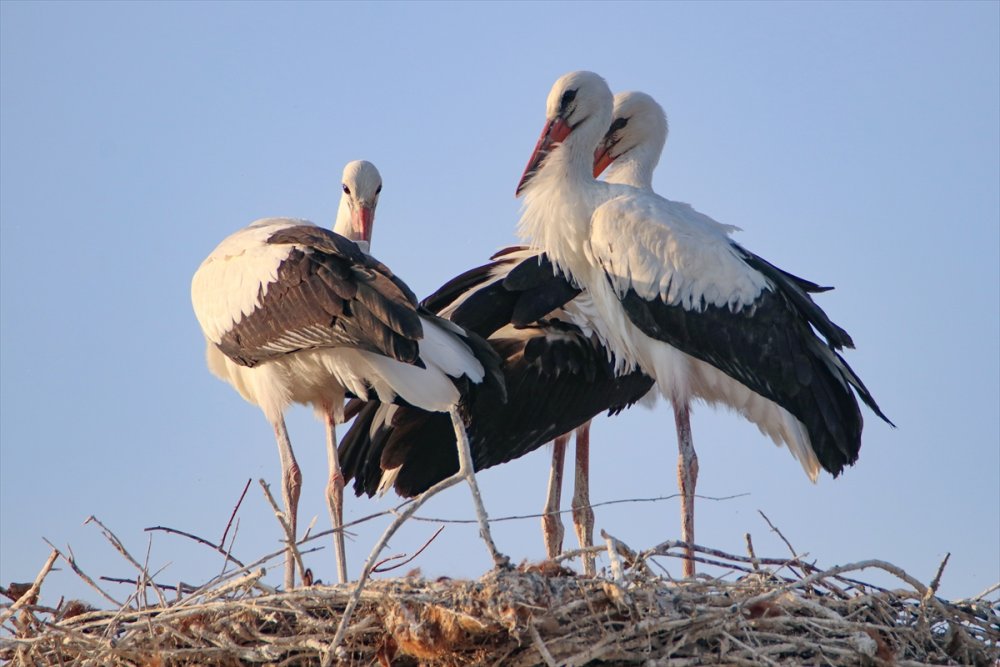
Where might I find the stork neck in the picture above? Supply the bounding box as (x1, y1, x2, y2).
(332, 195, 353, 240)
(604, 146, 658, 191)
(516, 162, 610, 278)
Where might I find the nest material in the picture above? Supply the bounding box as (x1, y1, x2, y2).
(3, 541, 998, 666)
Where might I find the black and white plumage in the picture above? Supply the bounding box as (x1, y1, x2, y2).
(338, 246, 653, 524)
(191, 161, 507, 588)
(538, 90, 675, 573)
(516, 71, 893, 577)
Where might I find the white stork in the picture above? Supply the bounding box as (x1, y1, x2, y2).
(335, 96, 674, 576)
(515, 71, 892, 577)
(540, 90, 672, 573)
(338, 248, 653, 577)
(191, 161, 507, 588)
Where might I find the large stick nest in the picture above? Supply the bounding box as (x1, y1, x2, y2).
(3, 536, 998, 666)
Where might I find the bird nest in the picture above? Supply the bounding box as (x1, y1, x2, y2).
(3, 527, 998, 667)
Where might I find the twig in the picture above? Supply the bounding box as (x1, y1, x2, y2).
(0, 549, 58, 625)
(926, 552, 950, 601)
(325, 472, 466, 663)
(529, 620, 558, 667)
(98, 576, 198, 596)
(301, 515, 319, 542)
(141, 531, 156, 610)
(758, 510, 806, 580)
(961, 581, 1000, 603)
(219, 517, 242, 582)
(158, 507, 392, 604)
(600, 530, 625, 583)
(554, 543, 605, 566)
(758, 510, 798, 560)
(85, 515, 167, 607)
(145, 526, 246, 568)
(645, 539, 805, 570)
(170, 546, 321, 608)
(43, 539, 122, 608)
(258, 479, 306, 588)
(740, 559, 934, 611)
(220, 478, 252, 548)
(373, 525, 445, 573)
(745, 533, 760, 571)
(410, 493, 748, 525)
(201, 569, 265, 602)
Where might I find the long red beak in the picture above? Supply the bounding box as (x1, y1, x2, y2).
(593, 141, 615, 178)
(354, 205, 374, 243)
(515, 117, 572, 196)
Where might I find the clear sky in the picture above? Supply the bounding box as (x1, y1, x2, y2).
(2, 1, 997, 608)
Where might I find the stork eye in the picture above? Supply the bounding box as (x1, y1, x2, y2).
(559, 89, 578, 113)
(375, 184, 382, 194)
(342, 184, 351, 195)
(609, 117, 629, 133)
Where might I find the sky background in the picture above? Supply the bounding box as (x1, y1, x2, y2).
(2, 1, 997, 610)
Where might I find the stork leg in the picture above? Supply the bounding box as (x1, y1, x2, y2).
(330, 407, 510, 653)
(673, 402, 698, 578)
(449, 408, 509, 568)
(323, 409, 348, 584)
(542, 434, 568, 560)
(273, 418, 302, 590)
(570, 422, 596, 576)
(332, 430, 475, 653)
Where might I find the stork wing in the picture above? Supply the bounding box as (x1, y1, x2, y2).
(341, 322, 653, 498)
(590, 196, 767, 311)
(193, 221, 424, 368)
(590, 198, 891, 475)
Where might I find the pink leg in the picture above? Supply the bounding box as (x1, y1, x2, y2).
(542, 434, 568, 559)
(571, 422, 595, 576)
(273, 418, 301, 590)
(324, 408, 348, 584)
(673, 402, 698, 578)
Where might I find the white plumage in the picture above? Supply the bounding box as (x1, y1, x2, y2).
(516, 72, 890, 577)
(192, 161, 505, 588)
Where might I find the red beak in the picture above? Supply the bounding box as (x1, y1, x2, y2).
(354, 205, 374, 243)
(515, 117, 572, 196)
(592, 141, 615, 178)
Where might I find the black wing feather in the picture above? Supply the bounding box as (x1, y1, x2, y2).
(215, 225, 422, 367)
(618, 279, 890, 475)
(339, 248, 653, 498)
(341, 325, 653, 498)
(736, 246, 853, 349)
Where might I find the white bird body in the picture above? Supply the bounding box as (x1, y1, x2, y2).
(516, 72, 890, 576)
(563, 198, 824, 476)
(194, 218, 479, 421)
(517, 75, 835, 478)
(192, 161, 506, 588)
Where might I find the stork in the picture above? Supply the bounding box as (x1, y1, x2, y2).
(191, 161, 507, 589)
(339, 246, 653, 577)
(540, 90, 672, 573)
(516, 71, 893, 577)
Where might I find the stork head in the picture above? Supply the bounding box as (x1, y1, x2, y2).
(593, 92, 668, 188)
(516, 71, 614, 196)
(334, 160, 382, 253)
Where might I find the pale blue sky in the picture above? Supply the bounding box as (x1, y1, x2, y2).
(2, 1, 997, 607)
